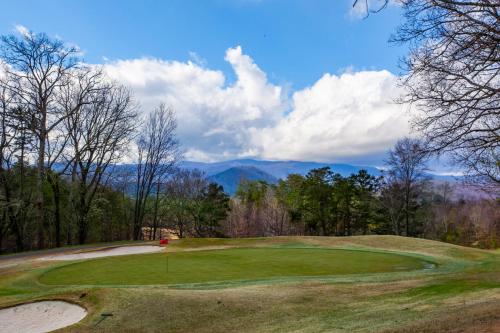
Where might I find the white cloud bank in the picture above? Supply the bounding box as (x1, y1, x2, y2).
(103, 46, 409, 163)
(14, 24, 30, 37)
(253, 70, 410, 162)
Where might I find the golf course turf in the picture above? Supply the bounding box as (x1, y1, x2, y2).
(39, 248, 428, 285)
(1, 236, 499, 332)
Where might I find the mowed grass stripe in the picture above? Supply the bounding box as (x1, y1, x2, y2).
(38, 248, 427, 286)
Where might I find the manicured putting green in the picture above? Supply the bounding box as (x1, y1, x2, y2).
(39, 248, 427, 285)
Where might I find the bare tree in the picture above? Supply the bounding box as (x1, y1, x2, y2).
(0, 30, 79, 248)
(385, 138, 430, 236)
(66, 80, 136, 244)
(162, 169, 204, 239)
(261, 188, 291, 236)
(180, 171, 208, 237)
(428, 181, 455, 238)
(0, 71, 38, 251)
(149, 181, 162, 240)
(45, 67, 104, 246)
(389, 0, 500, 187)
(133, 104, 179, 240)
(352, 0, 390, 17)
(380, 179, 406, 235)
(225, 199, 246, 238)
(0, 84, 19, 250)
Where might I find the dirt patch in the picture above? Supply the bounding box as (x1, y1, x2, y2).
(38, 245, 164, 261)
(0, 300, 87, 333)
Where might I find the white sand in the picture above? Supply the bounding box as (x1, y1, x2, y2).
(39, 245, 164, 261)
(0, 301, 87, 333)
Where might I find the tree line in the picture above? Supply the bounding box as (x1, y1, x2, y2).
(223, 139, 498, 248)
(0, 30, 182, 252)
(135, 138, 498, 248)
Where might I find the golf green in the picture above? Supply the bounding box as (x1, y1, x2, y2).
(39, 248, 428, 286)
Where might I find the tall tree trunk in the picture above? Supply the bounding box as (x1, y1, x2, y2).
(77, 215, 87, 245)
(48, 174, 62, 247)
(133, 186, 145, 240)
(9, 216, 24, 252)
(76, 183, 89, 245)
(405, 185, 410, 237)
(347, 211, 351, 236)
(54, 183, 62, 247)
(152, 182, 160, 240)
(36, 131, 46, 249)
(133, 215, 143, 240)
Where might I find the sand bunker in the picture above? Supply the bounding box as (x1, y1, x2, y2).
(39, 245, 164, 261)
(0, 301, 87, 333)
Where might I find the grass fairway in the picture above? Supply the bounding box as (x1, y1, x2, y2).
(39, 248, 427, 285)
(1, 236, 499, 332)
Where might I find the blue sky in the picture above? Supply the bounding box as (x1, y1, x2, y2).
(1, 0, 443, 170)
(0, 0, 405, 88)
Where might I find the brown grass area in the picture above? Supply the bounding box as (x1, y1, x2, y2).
(382, 300, 500, 333)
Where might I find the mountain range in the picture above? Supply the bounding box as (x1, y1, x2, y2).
(180, 159, 384, 195)
(179, 159, 460, 195)
(207, 166, 279, 195)
(73, 159, 458, 196)
(180, 159, 381, 178)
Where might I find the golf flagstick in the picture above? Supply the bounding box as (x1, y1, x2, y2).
(159, 238, 169, 279)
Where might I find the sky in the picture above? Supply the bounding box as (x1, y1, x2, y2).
(0, 0, 425, 167)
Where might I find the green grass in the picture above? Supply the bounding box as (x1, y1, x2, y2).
(1, 236, 499, 333)
(39, 248, 427, 285)
(405, 278, 500, 296)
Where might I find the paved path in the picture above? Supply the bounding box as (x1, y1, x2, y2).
(0, 241, 150, 268)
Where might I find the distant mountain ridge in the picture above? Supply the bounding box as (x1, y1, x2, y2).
(70, 159, 459, 196)
(180, 159, 462, 195)
(180, 159, 382, 179)
(208, 166, 278, 195)
(180, 159, 383, 195)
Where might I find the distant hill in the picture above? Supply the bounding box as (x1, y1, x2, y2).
(74, 159, 464, 197)
(180, 159, 466, 196)
(208, 166, 278, 195)
(180, 158, 381, 179)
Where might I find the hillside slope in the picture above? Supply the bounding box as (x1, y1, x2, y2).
(208, 166, 278, 195)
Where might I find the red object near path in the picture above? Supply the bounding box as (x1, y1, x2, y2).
(159, 239, 168, 245)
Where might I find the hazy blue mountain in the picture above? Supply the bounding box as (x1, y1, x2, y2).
(208, 166, 278, 195)
(180, 159, 382, 179)
(180, 159, 465, 195)
(66, 159, 461, 197)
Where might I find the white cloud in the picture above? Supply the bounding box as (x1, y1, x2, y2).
(251, 70, 410, 162)
(103, 46, 409, 163)
(104, 46, 285, 162)
(14, 24, 30, 37)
